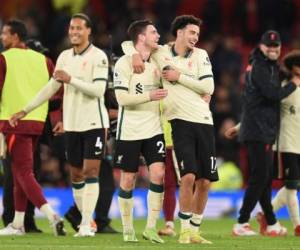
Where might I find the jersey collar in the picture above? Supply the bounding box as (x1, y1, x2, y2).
(73, 43, 92, 56)
(171, 44, 193, 58)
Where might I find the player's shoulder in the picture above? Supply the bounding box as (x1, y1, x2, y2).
(58, 48, 73, 59)
(159, 44, 171, 53)
(192, 48, 211, 65)
(115, 55, 131, 69)
(193, 47, 209, 57)
(91, 45, 108, 59)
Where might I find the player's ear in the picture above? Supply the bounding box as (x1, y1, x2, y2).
(87, 27, 91, 36)
(177, 29, 183, 38)
(137, 33, 145, 43)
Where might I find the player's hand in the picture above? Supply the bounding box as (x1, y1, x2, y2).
(162, 67, 180, 82)
(149, 89, 168, 101)
(291, 75, 300, 86)
(132, 53, 145, 74)
(224, 126, 239, 139)
(202, 95, 211, 103)
(52, 121, 64, 136)
(9, 111, 27, 128)
(53, 70, 71, 83)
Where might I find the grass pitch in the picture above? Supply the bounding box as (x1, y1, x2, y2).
(0, 218, 299, 250)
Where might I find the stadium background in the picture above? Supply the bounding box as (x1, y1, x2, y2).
(1, 0, 300, 219)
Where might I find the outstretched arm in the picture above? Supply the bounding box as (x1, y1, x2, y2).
(9, 78, 62, 127)
(53, 70, 107, 98)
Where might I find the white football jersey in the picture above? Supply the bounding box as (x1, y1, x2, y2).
(56, 44, 109, 131)
(114, 55, 162, 140)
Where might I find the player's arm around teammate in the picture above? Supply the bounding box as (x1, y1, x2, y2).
(114, 20, 168, 243)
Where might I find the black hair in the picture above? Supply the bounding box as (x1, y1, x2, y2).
(5, 19, 27, 42)
(171, 15, 202, 37)
(127, 20, 153, 45)
(283, 50, 300, 71)
(71, 13, 92, 28)
(26, 39, 49, 54)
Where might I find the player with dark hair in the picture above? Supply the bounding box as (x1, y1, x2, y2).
(0, 20, 65, 236)
(122, 14, 217, 244)
(114, 19, 167, 243)
(9, 13, 109, 237)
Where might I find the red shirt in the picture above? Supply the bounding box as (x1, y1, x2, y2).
(0, 47, 61, 135)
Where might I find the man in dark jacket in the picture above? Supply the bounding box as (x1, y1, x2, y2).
(228, 30, 300, 236)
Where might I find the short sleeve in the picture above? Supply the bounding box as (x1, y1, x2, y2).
(93, 51, 109, 82)
(197, 50, 214, 79)
(113, 57, 131, 91)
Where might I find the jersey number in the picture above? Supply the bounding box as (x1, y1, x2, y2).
(156, 141, 165, 154)
(95, 137, 103, 149)
(210, 156, 217, 173)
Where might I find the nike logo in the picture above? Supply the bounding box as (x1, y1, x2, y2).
(95, 151, 102, 155)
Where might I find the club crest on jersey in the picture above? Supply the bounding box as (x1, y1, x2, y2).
(289, 105, 296, 115)
(81, 61, 87, 70)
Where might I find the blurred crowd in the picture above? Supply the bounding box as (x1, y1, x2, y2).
(1, 0, 300, 189)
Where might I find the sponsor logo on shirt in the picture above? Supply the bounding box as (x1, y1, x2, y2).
(135, 83, 143, 94)
(203, 56, 211, 66)
(289, 105, 296, 115)
(102, 59, 107, 65)
(114, 81, 122, 85)
(184, 73, 197, 79)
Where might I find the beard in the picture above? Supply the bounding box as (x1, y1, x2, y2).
(267, 52, 280, 61)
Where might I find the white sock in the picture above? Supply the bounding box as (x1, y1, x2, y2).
(190, 213, 203, 233)
(166, 221, 174, 229)
(178, 211, 192, 232)
(72, 181, 85, 212)
(40, 203, 56, 223)
(272, 187, 287, 212)
(146, 188, 164, 229)
(12, 211, 25, 229)
(81, 179, 99, 226)
(286, 188, 300, 228)
(118, 195, 134, 233)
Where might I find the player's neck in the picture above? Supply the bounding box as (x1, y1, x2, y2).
(10, 40, 25, 49)
(135, 43, 151, 61)
(73, 41, 90, 55)
(174, 42, 189, 57)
